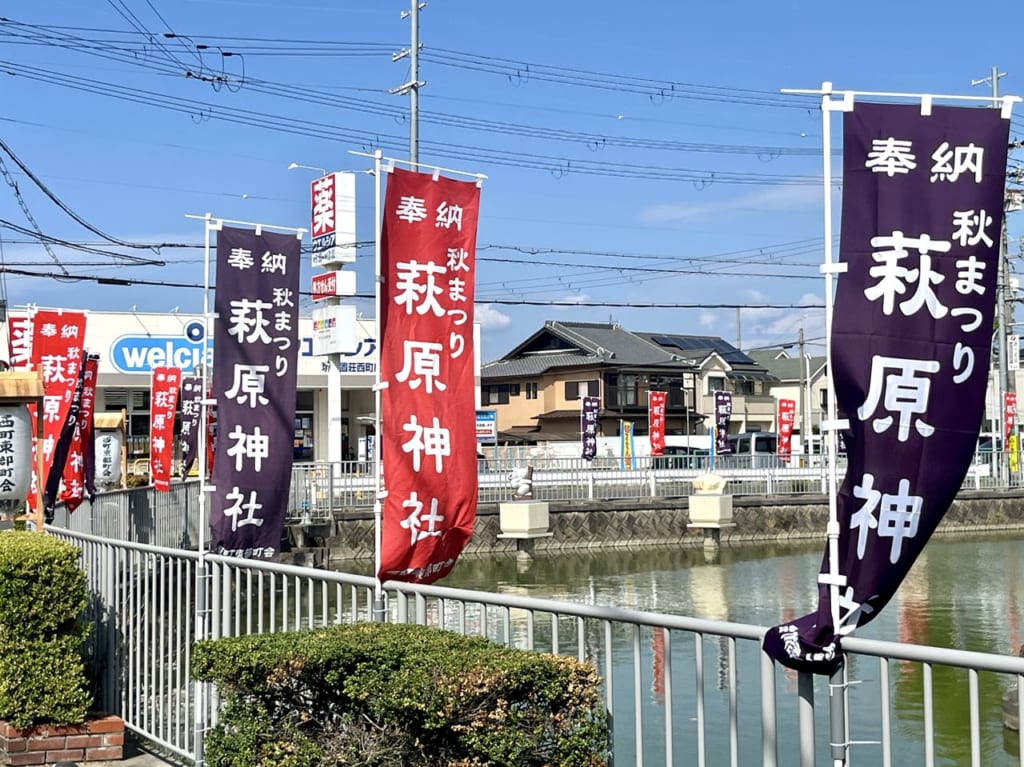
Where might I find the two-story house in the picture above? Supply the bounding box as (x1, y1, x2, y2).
(480, 320, 779, 443)
(748, 348, 829, 445)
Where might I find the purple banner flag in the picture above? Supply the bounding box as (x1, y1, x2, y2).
(763, 102, 1011, 674)
(713, 391, 732, 455)
(179, 375, 203, 479)
(210, 226, 301, 559)
(581, 395, 600, 460)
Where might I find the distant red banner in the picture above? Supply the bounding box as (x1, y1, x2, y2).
(777, 398, 796, 459)
(31, 310, 87, 511)
(379, 166, 482, 584)
(150, 367, 181, 492)
(648, 391, 667, 457)
(7, 314, 32, 370)
(1005, 392, 1017, 447)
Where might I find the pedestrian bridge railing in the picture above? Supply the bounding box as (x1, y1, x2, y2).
(50, 527, 1024, 767)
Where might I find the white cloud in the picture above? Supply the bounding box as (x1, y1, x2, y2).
(698, 311, 717, 328)
(639, 185, 825, 224)
(551, 293, 590, 310)
(474, 303, 512, 330)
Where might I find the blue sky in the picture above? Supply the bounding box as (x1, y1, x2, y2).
(1, 0, 1022, 362)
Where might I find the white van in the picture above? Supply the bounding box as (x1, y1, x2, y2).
(720, 432, 784, 468)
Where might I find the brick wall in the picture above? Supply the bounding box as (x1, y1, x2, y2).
(0, 713, 124, 766)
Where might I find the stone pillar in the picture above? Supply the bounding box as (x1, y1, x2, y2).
(687, 473, 735, 553)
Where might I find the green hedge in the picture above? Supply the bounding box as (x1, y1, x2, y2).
(193, 622, 610, 767)
(0, 531, 92, 728)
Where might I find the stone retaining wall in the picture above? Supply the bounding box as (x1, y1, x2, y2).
(307, 490, 1024, 564)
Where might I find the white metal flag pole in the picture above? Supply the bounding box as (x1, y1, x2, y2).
(371, 149, 387, 621)
(185, 210, 218, 767)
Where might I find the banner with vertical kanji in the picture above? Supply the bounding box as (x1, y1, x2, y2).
(620, 420, 634, 470)
(150, 366, 181, 492)
(777, 398, 796, 460)
(6, 313, 32, 370)
(713, 391, 732, 455)
(581, 396, 600, 460)
(210, 226, 300, 559)
(1004, 392, 1016, 447)
(59, 354, 99, 513)
(648, 391, 667, 457)
(30, 310, 87, 512)
(763, 101, 1010, 675)
(179, 375, 203, 478)
(379, 166, 481, 584)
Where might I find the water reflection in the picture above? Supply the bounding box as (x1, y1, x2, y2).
(333, 535, 1024, 765)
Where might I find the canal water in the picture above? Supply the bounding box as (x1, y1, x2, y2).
(337, 534, 1024, 765)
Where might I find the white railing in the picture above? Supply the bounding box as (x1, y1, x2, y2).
(289, 449, 1024, 516)
(50, 527, 1024, 767)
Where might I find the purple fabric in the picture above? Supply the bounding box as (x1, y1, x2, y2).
(581, 396, 600, 460)
(763, 102, 1010, 674)
(179, 375, 203, 479)
(210, 226, 300, 559)
(714, 391, 732, 454)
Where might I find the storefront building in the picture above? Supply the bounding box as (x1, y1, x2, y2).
(15, 308, 379, 465)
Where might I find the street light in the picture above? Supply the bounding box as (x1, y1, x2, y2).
(287, 162, 327, 175)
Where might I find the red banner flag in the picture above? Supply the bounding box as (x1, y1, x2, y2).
(7, 313, 33, 370)
(60, 355, 99, 513)
(777, 398, 796, 460)
(1005, 392, 1017, 448)
(150, 367, 181, 492)
(648, 391, 667, 457)
(30, 310, 87, 511)
(378, 166, 482, 584)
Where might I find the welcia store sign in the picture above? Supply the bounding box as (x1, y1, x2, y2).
(109, 320, 375, 374)
(110, 321, 212, 374)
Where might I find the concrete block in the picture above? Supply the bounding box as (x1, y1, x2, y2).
(688, 494, 734, 528)
(499, 501, 550, 537)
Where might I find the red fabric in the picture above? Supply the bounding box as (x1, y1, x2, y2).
(150, 367, 181, 492)
(648, 391, 667, 456)
(378, 166, 481, 584)
(29, 310, 87, 509)
(777, 398, 796, 459)
(1005, 392, 1017, 447)
(60, 356, 98, 513)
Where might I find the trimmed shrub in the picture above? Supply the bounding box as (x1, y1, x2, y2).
(0, 531, 92, 728)
(193, 622, 610, 767)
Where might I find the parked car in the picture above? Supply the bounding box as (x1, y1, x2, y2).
(719, 432, 786, 469)
(652, 445, 709, 470)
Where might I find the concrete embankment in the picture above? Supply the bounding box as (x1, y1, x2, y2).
(291, 489, 1024, 564)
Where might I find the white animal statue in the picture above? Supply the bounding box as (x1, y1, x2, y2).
(510, 466, 534, 500)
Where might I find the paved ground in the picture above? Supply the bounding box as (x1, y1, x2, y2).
(83, 736, 185, 767)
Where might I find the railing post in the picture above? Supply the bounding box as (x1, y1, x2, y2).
(829, 665, 849, 766)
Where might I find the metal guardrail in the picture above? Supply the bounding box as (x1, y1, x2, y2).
(289, 450, 1024, 516)
(50, 527, 1024, 767)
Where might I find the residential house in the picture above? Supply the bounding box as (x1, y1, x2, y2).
(748, 348, 829, 444)
(480, 320, 779, 444)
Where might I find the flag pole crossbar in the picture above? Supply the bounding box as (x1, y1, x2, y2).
(349, 149, 487, 186)
(783, 83, 1020, 119)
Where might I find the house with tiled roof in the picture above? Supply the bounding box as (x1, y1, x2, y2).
(747, 348, 829, 443)
(480, 320, 779, 443)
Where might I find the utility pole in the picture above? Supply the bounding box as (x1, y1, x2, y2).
(973, 67, 1012, 478)
(391, 2, 426, 164)
(798, 326, 810, 458)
